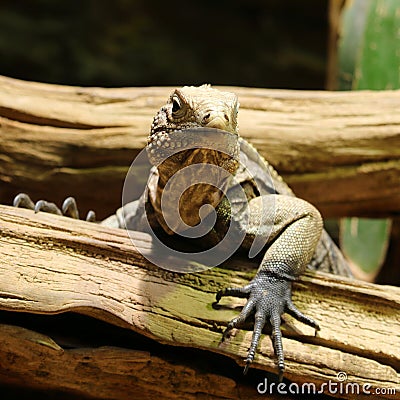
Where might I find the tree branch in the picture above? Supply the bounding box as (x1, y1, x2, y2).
(0, 205, 399, 398)
(0, 75, 399, 218)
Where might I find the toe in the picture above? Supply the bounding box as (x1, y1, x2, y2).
(216, 283, 253, 302)
(222, 297, 256, 340)
(62, 197, 79, 219)
(244, 311, 266, 373)
(35, 200, 62, 215)
(86, 210, 96, 222)
(285, 298, 320, 331)
(13, 193, 34, 209)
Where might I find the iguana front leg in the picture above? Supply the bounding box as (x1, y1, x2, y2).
(13, 193, 96, 221)
(216, 194, 323, 380)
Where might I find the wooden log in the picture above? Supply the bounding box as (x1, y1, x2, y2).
(0, 205, 399, 399)
(0, 75, 399, 219)
(0, 324, 269, 400)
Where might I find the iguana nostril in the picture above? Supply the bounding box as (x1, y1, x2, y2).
(203, 113, 211, 124)
(203, 112, 230, 126)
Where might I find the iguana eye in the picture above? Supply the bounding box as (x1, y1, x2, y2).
(172, 97, 181, 115)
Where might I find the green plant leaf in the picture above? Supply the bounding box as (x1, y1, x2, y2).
(354, 0, 400, 90)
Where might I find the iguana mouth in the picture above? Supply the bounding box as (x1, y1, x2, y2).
(147, 127, 240, 168)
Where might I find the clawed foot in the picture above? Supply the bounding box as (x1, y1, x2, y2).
(13, 193, 96, 222)
(216, 272, 320, 381)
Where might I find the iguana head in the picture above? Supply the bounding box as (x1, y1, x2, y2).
(147, 84, 239, 169)
(150, 84, 238, 136)
(146, 85, 241, 233)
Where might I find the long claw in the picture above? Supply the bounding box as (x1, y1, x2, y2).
(222, 298, 256, 341)
(62, 197, 79, 219)
(86, 210, 96, 222)
(62, 197, 96, 222)
(243, 361, 250, 375)
(13, 193, 35, 209)
(278, 369, 284, 383)
(222, 321, 235, 342)
(34, 200, 62, 215)
(286, 298, 320, 331)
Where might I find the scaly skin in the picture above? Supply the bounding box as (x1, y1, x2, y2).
(14, 85, 352, 381)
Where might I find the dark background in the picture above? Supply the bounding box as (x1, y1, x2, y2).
(0, 0, 329, 89)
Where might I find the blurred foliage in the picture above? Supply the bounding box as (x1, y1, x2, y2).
(341, 218, 391, 273)
(0, 0, 328, 88)
(337, 0, 371, 90)
(338, 0, 399, 276)
(354, 0, 400, 89)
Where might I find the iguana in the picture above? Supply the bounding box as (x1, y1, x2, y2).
(14, 85, 352, 381)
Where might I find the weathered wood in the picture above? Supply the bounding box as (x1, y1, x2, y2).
(0, 75, 399, 219)
(0, 324, 270, 400)
(0, 205, 399, 399)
